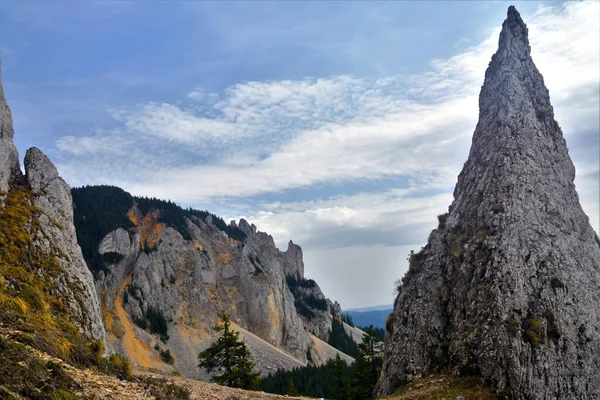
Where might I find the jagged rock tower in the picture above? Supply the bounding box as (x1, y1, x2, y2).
(378, 7, 600, 399)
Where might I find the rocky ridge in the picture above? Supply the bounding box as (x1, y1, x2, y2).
(75, 190, 356, 378)
(378, 7, 600, 399)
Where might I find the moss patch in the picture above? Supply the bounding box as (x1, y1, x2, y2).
(523, 317, 546, 346)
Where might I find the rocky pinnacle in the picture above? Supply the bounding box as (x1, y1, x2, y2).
(0, 57, 22, 191)
(377, 6, 600, 399)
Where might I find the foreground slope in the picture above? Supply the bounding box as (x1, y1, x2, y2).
(378, 7, 600, 399)
(1, 331, 308, 400)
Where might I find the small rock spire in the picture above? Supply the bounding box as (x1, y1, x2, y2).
(0, 55, 22, 191)
(496, 5, 530, 59)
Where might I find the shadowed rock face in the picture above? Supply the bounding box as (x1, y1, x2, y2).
(378, 7, 600, 399)
(0, 61, 110, 346)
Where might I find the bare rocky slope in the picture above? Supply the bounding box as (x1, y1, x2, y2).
(378, 7, 600, 399)
(72, 186, 356, 378)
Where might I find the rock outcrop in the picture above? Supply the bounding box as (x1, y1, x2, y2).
(0, 59, 110, 346)
(24, 148, 110, 343)
(0, 58, 21, 191)
(79, 191, 354, 377)
(378, 7, 600, 399)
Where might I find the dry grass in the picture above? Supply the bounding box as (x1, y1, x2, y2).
(387, 374, 496, 400)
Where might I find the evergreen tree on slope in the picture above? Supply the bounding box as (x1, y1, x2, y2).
(351, 325, 383, 399)
(198, 311, 260, 390)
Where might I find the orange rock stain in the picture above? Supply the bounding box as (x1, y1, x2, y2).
(114, 272, 157, 368)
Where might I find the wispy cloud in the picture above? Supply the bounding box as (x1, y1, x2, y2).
(19, 1, 594, 308)
(56, 3, 598, 222)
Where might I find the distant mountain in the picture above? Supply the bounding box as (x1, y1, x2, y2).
(72, 185, 356, 378)
(346, 304, 393, 313)
(346, 308, 392, 329)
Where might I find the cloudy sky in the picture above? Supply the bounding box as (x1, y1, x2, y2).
(1, 1, 598, 309)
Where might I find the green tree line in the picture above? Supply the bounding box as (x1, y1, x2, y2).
(261, 325, 383, 399)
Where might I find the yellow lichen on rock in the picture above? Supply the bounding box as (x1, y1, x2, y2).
(215, 252, 232, 265)
(267, 288, 281, 333)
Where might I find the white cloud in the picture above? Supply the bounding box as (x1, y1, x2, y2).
(44, 2, 599, 308)
(111, 103, 238, 143)
(56, 2, 599, 240)
(235, 190, 453, 250)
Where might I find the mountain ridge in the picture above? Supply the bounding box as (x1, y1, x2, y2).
(71, 184, 359, 378)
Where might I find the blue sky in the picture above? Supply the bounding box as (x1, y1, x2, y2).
(1, 1, 598, 308)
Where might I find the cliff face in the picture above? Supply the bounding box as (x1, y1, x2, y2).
(77, 191, 349, 377)
(0, 60, 109, 346)
(378, 7, 600, 399)
(0, 58, 21, 191)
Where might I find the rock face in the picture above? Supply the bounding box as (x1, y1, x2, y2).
(24, 148, 110, 344)
(0, 60, 110, 345)
(0, 58, 21, 191)
(378, 7, 600, 399)
(83, 193, 352, 377)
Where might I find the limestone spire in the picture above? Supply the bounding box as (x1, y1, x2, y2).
(378, 6, 600, 398)
(0, 55, 22, 191)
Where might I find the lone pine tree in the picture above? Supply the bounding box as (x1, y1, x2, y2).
(351, 325, 383, 400)
(198, 311, 261, 390)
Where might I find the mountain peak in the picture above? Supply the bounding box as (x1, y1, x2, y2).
(378, 7, 600, 399)
(500, 6, 529, 53)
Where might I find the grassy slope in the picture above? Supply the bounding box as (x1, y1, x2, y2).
(385, 374, 496, 400)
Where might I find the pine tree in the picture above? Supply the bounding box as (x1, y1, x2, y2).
(350, 325, 383, 399)
(287, 379, 299, 396)
(332, 354, 350, 400)
(198, 311, 261, 390)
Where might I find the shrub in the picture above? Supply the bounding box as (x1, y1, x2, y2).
(146, 306, 169, 341)
(294, 299, 315, 319)
(402, 248, 427, 285)
(523, 317, 546, 346)
(139, 376, 190, 399)
(134, 317, 148, 330)
(386, 312, 394, 333)
(101, 354, 132, 380)
(102, 252, 124, 264)
(160, 348, 175, 365)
